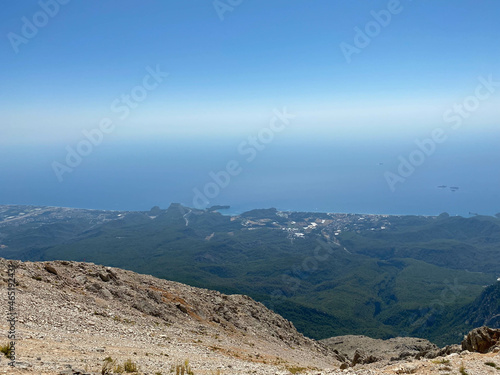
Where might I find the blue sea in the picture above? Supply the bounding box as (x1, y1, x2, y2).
(1, 131, 499, 217)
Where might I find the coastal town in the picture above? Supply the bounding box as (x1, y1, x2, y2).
(239, 208, 396, 241)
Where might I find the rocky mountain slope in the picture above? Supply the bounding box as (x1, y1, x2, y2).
(0, 258, 499, 375)
(461, 282, 500, 328)
(414, 279, 500, 345)
(0, 258, 343, 374)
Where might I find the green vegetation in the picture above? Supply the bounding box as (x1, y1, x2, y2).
(286, 366, 307, 374)
(395, 368, 417, 374)
(3, 204, 500, 345)
(485, 361, 499, 369)
(101, 357, 114, 375)
(0, 343, 12, 358)
(173, 360, 194, 375)
(101, 357, 138, 374)
(123, 358, 138, 373)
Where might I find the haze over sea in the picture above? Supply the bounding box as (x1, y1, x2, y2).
(2, 2, 499, 217)
(2, 127, 498, 217)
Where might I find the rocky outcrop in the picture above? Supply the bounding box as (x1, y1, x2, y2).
(321, 334, 470, 366)
(351, 349, 381, 365)
(321, 335, 439, 364)
(414, 344, 462, 360)
(462, 326, 500, 353)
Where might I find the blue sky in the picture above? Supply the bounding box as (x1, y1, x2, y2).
(1, 0, 499, 145)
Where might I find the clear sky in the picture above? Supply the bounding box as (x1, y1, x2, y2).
(1, 0, 499, 145)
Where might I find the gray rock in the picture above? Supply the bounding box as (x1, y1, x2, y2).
(420, 344, 461, 359)
(106, 267, 118, 280)
(176, 303, 189, 314)
(99, 287, 113, 300)
(74, 275, 87, 285)
(44, 264, 58, 275)
(133, 297, 161, 317)
(14, 361, 32, 369)
(98, 273, 110, 282)
(86, 282, 102, 293)
(352, 349, 381, 366)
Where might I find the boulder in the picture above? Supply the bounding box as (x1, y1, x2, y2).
(98, 272, 110, 282)
(44, 264, 58, 275)
(461, 326, 500, 353)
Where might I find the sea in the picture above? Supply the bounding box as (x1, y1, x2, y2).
(1, 131, 499, 217)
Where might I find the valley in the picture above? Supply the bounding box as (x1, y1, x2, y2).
(0, 204, 499, 346)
